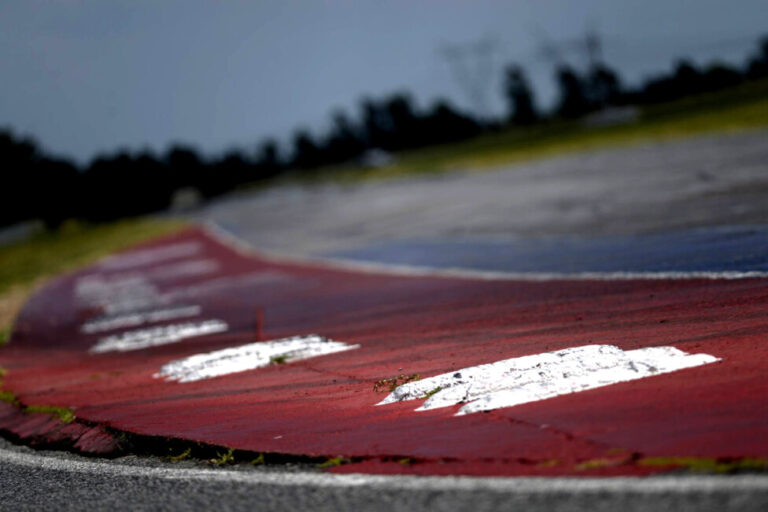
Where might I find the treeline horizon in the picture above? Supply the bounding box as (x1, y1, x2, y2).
(3, 35, 768, 230)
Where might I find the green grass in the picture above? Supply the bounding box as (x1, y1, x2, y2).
(639, 456, 768, 474)
(295, 78, 768, 183)
(24, 404, 76, 424)
(0, 217, 185, 341)
(0, 390, 17, 405)
(210, 448, 235, 466)
(168, 448, 192, 462)
(0, 218, 186, 295)
(318, 456, 348, 468)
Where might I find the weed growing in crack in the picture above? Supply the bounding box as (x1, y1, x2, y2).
(639, 456, 768, 473)
(24, 405, 75, 424)
(318, 456, 348, 468)
(373, 373, 420, 393)
(168, 448, 192, 462)
(210, 448, 235, 466)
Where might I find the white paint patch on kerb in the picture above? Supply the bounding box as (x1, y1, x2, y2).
(89, 319, 228, 354)
(163, 271, 291, 301)
(98, 242, 201, 270)
(155, 334, 359, 383)
(144, 259, 219, 280)
(103, 259, 219, 283)
(74, 274, 175, 316)
(75, 275, 159, 307)
(81, 305, 202, 334)
(377, 344, 719, 415)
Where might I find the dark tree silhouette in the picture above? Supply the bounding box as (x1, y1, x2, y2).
(35, 157, 80, 229)
(254, 139, 281, 178)
(211, 150, 253, 194)
(1, 130, 82, 229)
(361, 98, 391, 150)
(585, 64, 623, 107)
(421, 100, 481, 145)
(702, 63, 742, 90)
(555, 65, 590, 118)
(503, 65, 537, 124)
(673, 60, 702, 96)
(637, 58, 745, 105)
(291, 129, 323, 169)
(746, 36, 768, 79)
(165, 145, 211, 196)
(1, 130, 39, 227)
(324, 110, 364, 163)
(384, 94, 420, 149)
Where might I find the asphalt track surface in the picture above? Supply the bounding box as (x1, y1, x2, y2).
(2, 130, 768, 510)
(2, 437, 767, 512)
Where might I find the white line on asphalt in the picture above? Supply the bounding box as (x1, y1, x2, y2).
(155, 334, 359, 382)
(81, 305, 203, 334)
(204, 222, 768, 281)
(99, 242, 201, 270)
(89, 319, 228, 353)
(377, 345, 719, 415)
(1, 447, 767, 493)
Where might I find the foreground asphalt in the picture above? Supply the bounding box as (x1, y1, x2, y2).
(2, 438, 767, 512)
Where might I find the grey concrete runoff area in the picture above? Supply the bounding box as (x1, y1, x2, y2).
(200, 130, 768, 259)
(4, 130, 768, 511)
(1, 438, 767, 512)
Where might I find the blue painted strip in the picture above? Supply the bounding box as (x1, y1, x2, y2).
(325, 226, 768, 273)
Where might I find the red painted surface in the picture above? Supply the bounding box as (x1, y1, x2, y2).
(1, 226, 767, 476)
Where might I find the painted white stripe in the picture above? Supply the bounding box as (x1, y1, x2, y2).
(76, 275, 159, 306)
(2, 447, 768, 494)
(204, 222, 768, 281)
(377, 345, 719, 415)
(81, 305, 202, 334)
(74, 274, 173, 316)
(164, 271, 290, 300)
(89, 319, 228, 354)
(99, 242, 201, 270)
(155, 334, 359, 382)
(144, 258, 219, 280)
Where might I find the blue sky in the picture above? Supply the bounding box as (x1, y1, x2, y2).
(1, 1, 765, 162)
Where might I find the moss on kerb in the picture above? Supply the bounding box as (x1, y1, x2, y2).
(0, 384, 77, 421)
(167, 448, 191, 462)
(573, 454, 768, 474)
(575, 457, 629, 471)
(318, 456, 350, 468)
(0, 366, 16, 405)
(0, 328, 10, 346)
(373, 373, 420, 393)
(210, 448, 235, 466)
(24, 405, 76, 424)
(0, 390, 18, 405)
(639, 456, 768, 474)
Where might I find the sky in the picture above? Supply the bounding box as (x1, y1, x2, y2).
(1, 0, 766, 163)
